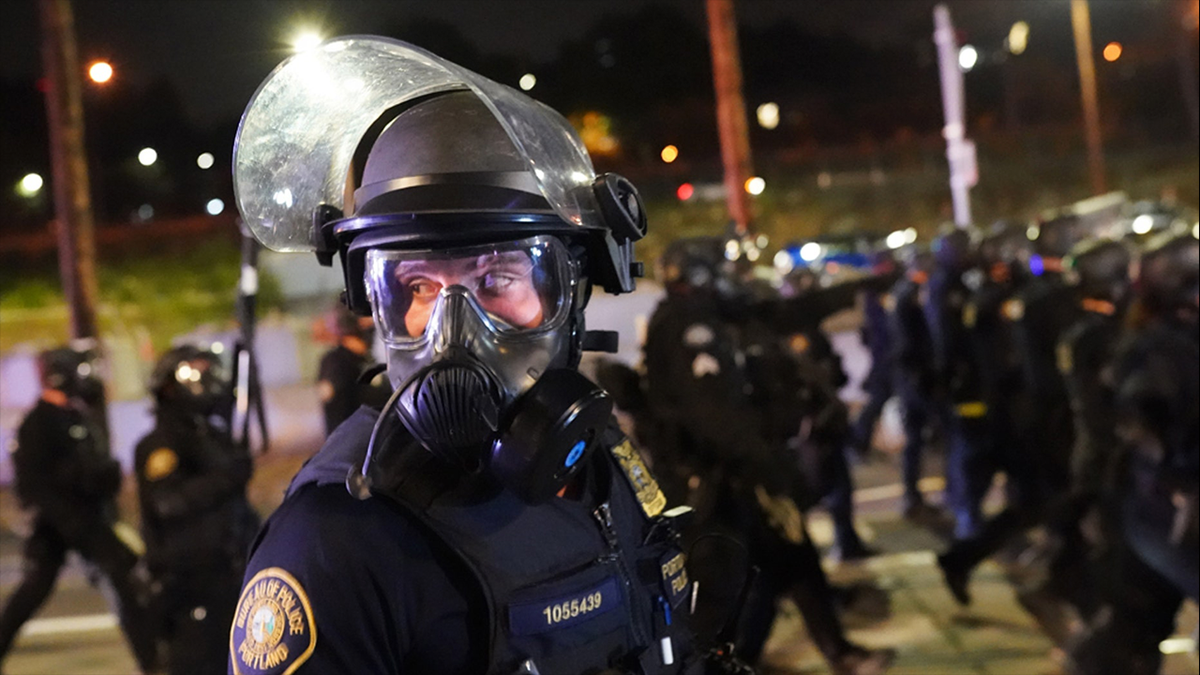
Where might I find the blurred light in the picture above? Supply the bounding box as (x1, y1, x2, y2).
(1027, 225, 1040, 240)
(1029, 254, 1045, 276)
(744, 176, 766, 195)
(661, 145, 679, 163)
(17, 173, 43, 197)
(518, 73, 537, 91)
(1192, 221, 1198, 239)
(756, 102, 780, 130)
(958, 45, 978, 72)
(905, 227, 918, 244)
(756, 235, 769, 249)
(1007, 21, 1029, 55)
(886, 230, 908, 249)
(724, 239, 741, 261)
(1159, 637, 1195, 655)
(137, 204, 154, 221)
(177, 363, 195, 382)
(273, 188, 293, 207)
(676, 183, 694, 201)
(210, 342, 225, 355)
(746, 248, 761, 262)
(196, 152, 214, 170)
(137, 147, 157, 166)
(206, 198, 225, 215)
(88, 61, 113, 84)
(799, 242, 822, 262)
(292, 31, 323, 53)
(1103, 42, 1122, 62)
(1131, 214, 1155, 235)
(817, 171, 833, 189)
(774, 250, 794, 275)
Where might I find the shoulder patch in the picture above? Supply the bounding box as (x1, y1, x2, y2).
(231, 567, 317, 675)
(1056, 341, 1074, 375)
(683, 323, 715, 348)
(610, 440, 666, 519)
(1002, 298, 1025, 322)
(962, 302, 977, 328)
(143, 448, 178, 482)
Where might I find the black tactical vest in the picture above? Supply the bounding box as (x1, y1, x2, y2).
(290, 407, 696, 675)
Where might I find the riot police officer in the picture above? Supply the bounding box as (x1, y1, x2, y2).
(136, 345, 259, 675)
(849, 248, 898, 463)
(0, 346, 158, 672)
(1066, 232, 1198, 675)
(316, 304, 390, 436)
(886, 245, 947, 522)
(637, 237, 893, 674)
(227, 37, 705, 674)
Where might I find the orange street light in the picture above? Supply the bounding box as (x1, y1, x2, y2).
(88, 61, 113, 83)
(660, 145, 679, 163)
(1103, 42, 1122, 62)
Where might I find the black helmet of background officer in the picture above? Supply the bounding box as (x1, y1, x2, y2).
(37, 344, 103, 405)
(976, 219, 1033, 283)
(1064, 238, 1133, 307)
(931, 225, 974, 273)
(1030, 213, 1094, 275)
(233, 39, 647, 502)
(658, 236, 737, 298)
(1133, 232, 1200, 322)
(148, 345, 230, 418)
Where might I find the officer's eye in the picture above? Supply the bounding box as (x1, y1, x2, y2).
(479, 272, 518, 295)
(407, 279, 441, 301)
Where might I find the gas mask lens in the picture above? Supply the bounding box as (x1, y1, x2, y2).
(365, 236, 573, 345)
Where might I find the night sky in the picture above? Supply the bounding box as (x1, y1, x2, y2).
(1, 0, 1181, 128)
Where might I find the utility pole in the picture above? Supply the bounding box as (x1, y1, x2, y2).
(40, 0, 100, 340)
(1070, 0, 1107, 195)
(933, 4, 976, 228)
(705, 0, 754, 237)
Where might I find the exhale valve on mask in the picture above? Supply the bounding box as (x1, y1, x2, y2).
(352, 361, 613, 504)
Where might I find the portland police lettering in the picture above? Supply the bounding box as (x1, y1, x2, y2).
(230, 568, 316, 675)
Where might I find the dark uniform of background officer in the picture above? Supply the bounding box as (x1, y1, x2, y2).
(630, 237, 893, 675)
(1067, 231, 1199, 675)
(226, 37, 711, 674)
(316, 304, 390, 436)
(135, 345, 259, 675)
(0, 347, 158, 673)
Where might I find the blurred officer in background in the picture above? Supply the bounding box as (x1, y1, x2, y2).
(136, 345, 258, 675)
(923, 226, 986, 542)
(849, 247, 898, 463)
(0, 346, 158, 673)
(226, 37, 713, 674)
(316, 304, 390, 436)
(887, 244, 947, 521)
(1067, 232, 1198, 675)
(637, 236, 894, 675)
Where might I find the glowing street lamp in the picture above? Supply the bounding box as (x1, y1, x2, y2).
(518, 73, 536, 91)
(17, 172, 44, 197)
(756, 102, 780, 130)
(88, 61, 113, 84)
(744, 177, 765, 195)
(1102, 42, 1122, 62)
(138, 147, 158, 166)
(958, 45, 979, 72)
(196, 152, 215, 169)
(660, 145, 679, 163)
(1007, 21, 1030, 55)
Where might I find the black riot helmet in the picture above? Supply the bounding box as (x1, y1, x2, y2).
(38, 345, 102, 402)
(233, 37, 634, 502)
(976, 220, 1033, 272)
(149, 345, 230, 417)
(658, 236, 731, 296)
(1134, 232, 1200, 318)
(1064, 238, 1133, 304)
(931, 226, 974, 272)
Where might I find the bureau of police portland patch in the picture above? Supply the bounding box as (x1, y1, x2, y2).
(230, 567, 316, 675)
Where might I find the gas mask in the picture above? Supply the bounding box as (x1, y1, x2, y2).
(362, 235, 613, 502)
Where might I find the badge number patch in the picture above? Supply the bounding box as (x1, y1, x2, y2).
(509, 577, 620, 636)
(231, 568, 316, 675)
